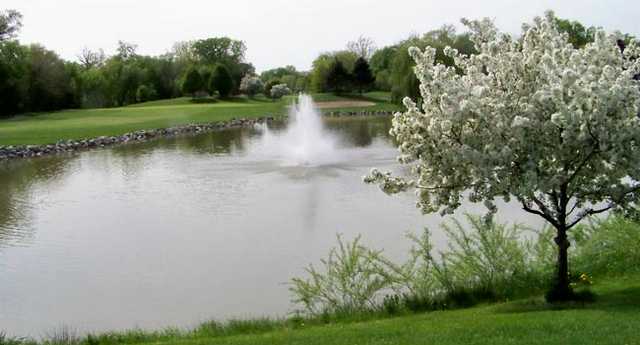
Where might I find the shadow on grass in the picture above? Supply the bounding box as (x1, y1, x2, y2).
(222, 96, 275, 103)
(494, 285, 640, 315)
(323, 93, 392, 104)
(189, 97, 218, 104)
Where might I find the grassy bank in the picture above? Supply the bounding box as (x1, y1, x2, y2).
(150, 275, 640, 345)
(0, 93, 398, 146)
(4, 274, 638, 345)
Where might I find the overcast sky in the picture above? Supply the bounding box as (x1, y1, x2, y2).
(5, 0, 640, 72)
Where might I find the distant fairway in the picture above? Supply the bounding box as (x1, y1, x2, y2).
(0, 93, 397, 146)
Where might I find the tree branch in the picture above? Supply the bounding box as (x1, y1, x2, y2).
(567, 200, 580, 216)
(565, 148, 599, 186)
(532, 194, 556, 219)
(566, 204, 614, 230)
(522, 201, 560, 229)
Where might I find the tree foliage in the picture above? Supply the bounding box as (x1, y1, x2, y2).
(27, 45, 77, 111)
(352, 57, 375, 92)
(210, 64, 233, 98)
(260, 65, 308, 93)
(0, 9, 22, 41)
(116, 41, 138, 60)
(366, 11, 640, 301)
(389, 26, 476, 103)
(310, 51, 358, 92)
(192, 37, 246, 66)
(0, 16, 254, 115)
(260, 65, 297, 82)
(136, 84, 157, 103)
(555, 18, 596, 48)
(0, 41, 28, 116)
(182, 67, 204, 96)
(326, 59, 353, 94)
(370, 46, 398, 91)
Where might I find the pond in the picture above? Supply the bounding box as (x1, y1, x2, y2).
(0, 109, 543, 336)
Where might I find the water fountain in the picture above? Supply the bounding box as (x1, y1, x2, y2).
(257, 94, 341, 167)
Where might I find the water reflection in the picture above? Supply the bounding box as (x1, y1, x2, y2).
(325, 116, 393, 147)
(0, 116, 392, 250)
(0, 156, 73, 247)
(100, 117, 392, 161)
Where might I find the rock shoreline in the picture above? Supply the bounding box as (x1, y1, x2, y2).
(0, 110, 394, 161)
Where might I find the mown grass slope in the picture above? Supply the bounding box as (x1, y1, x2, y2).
(0, 93, 398, 146)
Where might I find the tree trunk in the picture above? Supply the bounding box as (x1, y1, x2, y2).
(548, 225, 573, 302)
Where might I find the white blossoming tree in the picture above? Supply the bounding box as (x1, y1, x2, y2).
(239, 75, 264, 98)
(365, 11, 640, 301)
(270, 83, 291, 100)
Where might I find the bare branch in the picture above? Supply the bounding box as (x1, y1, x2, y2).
(77, 47, 106, 69)
(566, 204, 614, 230)
(346, 35, 377, 60)
(522, 201, 560, 229)
(567, 200, 580, 216)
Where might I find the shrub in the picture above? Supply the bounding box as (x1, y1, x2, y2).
(376, 228, 440, 302)
(263, 79, 280, 99)
(438, 215, 545, 299)
(135, 84, 157, 103)
(572, 216, 640, 276)
(239, 75, 264, 97)
(290, 215, 550, 316)
(291, 214, 640, 316)
(381, 294, 402, 315)
(289, 235, 392, 316)
(269, 84, 291, 100)
(0, 332, 33, 345)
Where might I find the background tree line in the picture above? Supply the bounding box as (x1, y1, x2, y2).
(307, 18, 635, 102)
(1, 8, 635, 118)
(0, 10, 256, 117)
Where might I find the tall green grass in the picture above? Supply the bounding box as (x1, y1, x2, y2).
(290, 214, 640, 317)
(290, 215, 551, 316)
(572, 216, 640, 276)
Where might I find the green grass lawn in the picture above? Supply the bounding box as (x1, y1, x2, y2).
(129, 275, 638, 345)
(0, 93, 398, 146)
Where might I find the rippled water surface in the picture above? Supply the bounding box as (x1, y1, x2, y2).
(0, 116, 543, 336)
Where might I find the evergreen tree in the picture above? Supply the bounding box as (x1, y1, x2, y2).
(352, 57, 375, 93)
(210, 64, 233, 98)
(326, 59, 352, 94)
(200, 68, 213, 93)
(182, 67, 203, 97)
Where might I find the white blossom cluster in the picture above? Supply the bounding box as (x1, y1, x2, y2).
(366, 11, 640, 228)
(270, 83, 291, 99)
(239, 75, 264, 97)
